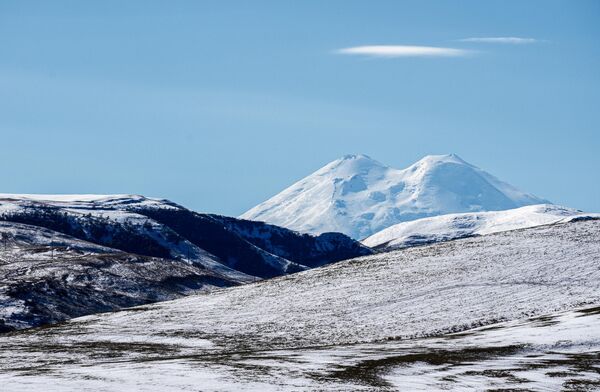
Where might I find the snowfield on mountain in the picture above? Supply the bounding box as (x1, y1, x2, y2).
(241, 154, 547, 239)
(363, 203, 600, 250)
(0, 219, 598, 391)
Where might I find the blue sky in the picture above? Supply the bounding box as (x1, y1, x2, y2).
(1, 0, 599, 214)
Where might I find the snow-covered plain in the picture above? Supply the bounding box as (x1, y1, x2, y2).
(0, 220, 598, 391)
(363, 203, 600, 250)
(241, 154, 547, 239)
(2, 306, 599, 391)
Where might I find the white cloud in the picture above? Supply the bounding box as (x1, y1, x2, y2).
(335, 45, 470, 58)
(460, 37, 537, 44)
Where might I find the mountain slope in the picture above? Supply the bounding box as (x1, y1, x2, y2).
(363, 204, 600, 250)
(0, 194, 371, 330)
(209, 214, 372, 268)
(0, 221, 244, 332)
(0, 194, 370, 279)
(0, 195, 251, 281)
(0, 220, 598, 391)
(241, 154, 547, 239)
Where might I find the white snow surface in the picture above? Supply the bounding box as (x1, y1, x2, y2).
(363, 203, 600, 249)
(241, 154, 547, 239)
(0, 220, 598, 391)
(0, 193, 157, 203)
(0, 193, 179, 212)
(2, 306, 598, 391)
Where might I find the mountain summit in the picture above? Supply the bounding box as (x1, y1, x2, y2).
(241, 154, 548, 239)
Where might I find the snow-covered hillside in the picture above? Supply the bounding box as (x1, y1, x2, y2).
(0, 219, 597, 391)
(0, 194, 370, 330)
(364, 203, 600, 250)
(0, 194, 370, 279)
(0, 221, 248, 332)
(0, 195, 252, 280)
(241, 154, 547, 239)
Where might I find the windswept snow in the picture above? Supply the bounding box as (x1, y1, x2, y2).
(241, 154, 547, 239)
(363, 203, 600, 250)
(0, 220, 597, 391)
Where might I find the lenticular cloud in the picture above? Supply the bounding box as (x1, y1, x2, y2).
(336, 45, 470, 58)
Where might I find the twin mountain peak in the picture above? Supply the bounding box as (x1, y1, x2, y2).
(241, 154, 547, 239)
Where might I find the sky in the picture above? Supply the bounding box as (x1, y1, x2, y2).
(1, 0, 599, 214)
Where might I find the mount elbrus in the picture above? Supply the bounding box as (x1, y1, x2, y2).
(241, 154, 547, 239)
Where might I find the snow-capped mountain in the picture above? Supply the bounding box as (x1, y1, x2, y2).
(363, 204, 600, 250)
(241, 154, 548, 239)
